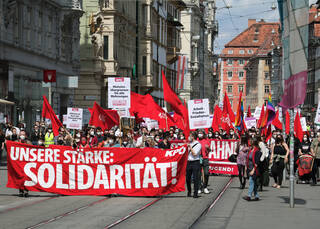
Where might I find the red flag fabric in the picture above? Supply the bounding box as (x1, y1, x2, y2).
(272, 110, 283, 130)
(223, 92, 235, 123)
(130, 92, 174, 130)
(257, 104, 265, 128)
(41, 95, 62, 136)
(162, 71, 183, 116)
(247, 105, 251, 117)
(285, 111, 290, 135)
(212, 105, 222, 132)
(89, 102, 119, 130)
(294, 112, 303, 142)
(265, 125, 272, 141)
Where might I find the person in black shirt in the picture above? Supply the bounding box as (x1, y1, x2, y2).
(158, 133, 171, 149)
(30, 125, 41, 145)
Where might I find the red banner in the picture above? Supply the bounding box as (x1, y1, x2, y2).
(208, 139, 239, 175)
(6, 141, 188, 196)
(169, 140, 187, 149)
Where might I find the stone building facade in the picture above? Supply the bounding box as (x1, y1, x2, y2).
(0, 0, 82, 131)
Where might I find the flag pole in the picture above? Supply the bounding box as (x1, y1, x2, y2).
(289, 108, 295, 208)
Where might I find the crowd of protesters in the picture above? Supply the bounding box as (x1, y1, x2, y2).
(0, 120, 319, 199)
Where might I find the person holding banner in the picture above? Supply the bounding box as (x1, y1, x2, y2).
(186, 132, 202, 198)
(243, 137, 262, 201)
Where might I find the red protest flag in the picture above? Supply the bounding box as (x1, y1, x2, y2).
(265, 125, 272, 141)
(257, 104, 265, 128)
(294, 112, 303, 142)
(162, 70, 183, 116)
(89, 102, 119, 130)
(43, 70, 56, 83)
(42, 95, 62, 136)
(223, 92, 235, 123)
(285, 111, 290, 135)
(247, 105, 252, 117)
(272, 110, 283, 130)
(212, 105, 222, 132)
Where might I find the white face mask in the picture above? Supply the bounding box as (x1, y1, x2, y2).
(97, 132, 101, 135)
(48, 129, 52, 133)
(90, 131, 94, 136)
(38, 141, 43, 145)
(109, 140, 114, 144)
(20, 135, 25, 140)
(198, 134, 203, 138)
(123, 141, 128, 145)
(303, 138, 308, 141)
(208, 133, 213, 137)
(75, 138, 80, 143)
(76, 133, 81, 138)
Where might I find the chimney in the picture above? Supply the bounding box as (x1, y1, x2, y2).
(248, 19, 256, 27)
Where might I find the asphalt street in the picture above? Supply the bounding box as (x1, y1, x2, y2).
(0, 165, 230, 229)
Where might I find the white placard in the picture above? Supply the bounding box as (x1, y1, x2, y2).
(300, 117, 307, 132)
(36, 115, 40, 122)
(143, 118, 159, 131)
(108, 77, 131, 109)
(66, 108, 83, 130)
(254, 107, 262, 120)
(117, 109, 130, 118)
(245, 117, 257, 129)
(188, 99, 211, 129)
(63, 115, 68, 125)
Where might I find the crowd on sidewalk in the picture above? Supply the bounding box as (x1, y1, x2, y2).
(0, 120, 319, 199)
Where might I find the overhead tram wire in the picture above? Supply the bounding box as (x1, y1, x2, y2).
(222, 0, 240, 33)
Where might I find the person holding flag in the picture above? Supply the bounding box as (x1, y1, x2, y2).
(235, 92, 246, 134)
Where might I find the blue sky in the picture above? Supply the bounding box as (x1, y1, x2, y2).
(215, 0, 317, 53)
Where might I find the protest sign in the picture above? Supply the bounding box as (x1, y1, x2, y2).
(253, 107, 262, 120)
(66, 108, 83, 130)
(6, 141, 188, 196)
(108, 77, 130, 109)
(300, 117, 307, 132)
(188, 99, 211, 129)
(244, 117, 256, 129)
(63, 115, 68, 125)
(208, 139, 239, 175)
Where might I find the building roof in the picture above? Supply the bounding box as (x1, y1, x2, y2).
(221, 19, 280, 58)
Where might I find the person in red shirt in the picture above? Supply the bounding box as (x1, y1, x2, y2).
(198, 130, 210, 194)
(79, 137, 90, 150)
(87, 128, 98, 147)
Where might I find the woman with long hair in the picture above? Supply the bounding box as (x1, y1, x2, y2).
(236, 135, 249, 189)
(243, 137, 262, 201)
(270, 134, 289, 189)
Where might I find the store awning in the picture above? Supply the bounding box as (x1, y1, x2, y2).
(0, 99, 15, 105)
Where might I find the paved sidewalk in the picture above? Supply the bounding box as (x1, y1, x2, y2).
(196, 177, 320, 229)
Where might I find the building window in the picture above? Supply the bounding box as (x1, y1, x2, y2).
(142, 56, 147, 75)
(248, 49, 253, 54)
(227, 71, 233, 78)
(238, 84, 244, 92)
(264, 72, 269, 79)
(227, 85, 233, 93)
(239, 59, 244, 65)
(239, 50, 245, 54)
(228, 49, 233, 54)
(103, 36, 108, 60)
(239, 71, 244, 78)
(265, 59, 271, 65)
(253, 39, 258, 42)
(227, 59, 233, 65)
(230, 99, 233, 107)
(264, 85, 270, 93)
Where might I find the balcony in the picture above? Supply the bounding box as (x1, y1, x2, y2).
(167, 47, 178, 64)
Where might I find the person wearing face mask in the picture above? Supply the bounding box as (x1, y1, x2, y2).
(228, 129, 238, 140)
(38, 139, 45, 147)
(270, 134, 289, 189)
(207, 131, 214, 139)
(213, 131, 221, 140)
(197, 131, 210, 194)
(154, 134, 160, 148)
(121, 135, 135, 148)
(310, 131, 320, 186)
(57, 137, 65, 146)
(96, 127, 104, 143)
(79, 137, 90, 149)
(186, 132, 202, 198)
(297, 134, 312, 183)
(179, 133, 185, 140)
(44, 127, 54, 147)
(87, 128, 98, 147)
(8, 128, 18, 141)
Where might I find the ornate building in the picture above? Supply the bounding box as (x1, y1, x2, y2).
(0, 0, 83, 131)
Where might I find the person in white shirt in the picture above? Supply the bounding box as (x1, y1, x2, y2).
(186, 132, 202, 198)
